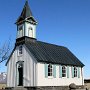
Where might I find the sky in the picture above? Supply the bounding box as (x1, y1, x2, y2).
(0, 0, 90, 79)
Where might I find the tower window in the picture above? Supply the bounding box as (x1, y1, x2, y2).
(19, 46, 23, 55)
(19, 26, 23, 30)
(48, 64, 52, 76)
(18, 26, 23, 37)
(28, 27, 33, 30)
(28, 27, 33, 37)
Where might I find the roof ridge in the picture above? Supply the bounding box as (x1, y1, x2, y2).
(25, 40, 84, 67)
(37, 40, 67, 48)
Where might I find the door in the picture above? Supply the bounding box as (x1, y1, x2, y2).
(18, 66, 23, 86)
(16, 62, 23, 86)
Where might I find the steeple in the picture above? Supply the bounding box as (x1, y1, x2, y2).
(16, 0, 37, 25)
(16, 1, 37, 39)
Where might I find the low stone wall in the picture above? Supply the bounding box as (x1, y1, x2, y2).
(71, 89, 86, 90)
(5, 86, 69, 90)
(25, 86, 69, 90)
(5, 86, 87, 90)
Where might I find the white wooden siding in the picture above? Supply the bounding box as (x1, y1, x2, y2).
(7, 45, 37, 87)
(7, 45, 84, 87)
(37, 63, 84, 86)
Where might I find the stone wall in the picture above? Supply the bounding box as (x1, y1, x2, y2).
(25, 86, 69, 90)
(71, 89, 86, 90)
(5, 86, 87, 90)
(5, 86, 69, 90)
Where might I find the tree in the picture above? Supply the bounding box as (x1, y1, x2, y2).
(0, 40, 11, 64)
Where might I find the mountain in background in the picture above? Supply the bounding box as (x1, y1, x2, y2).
(0, 72, 7, 84)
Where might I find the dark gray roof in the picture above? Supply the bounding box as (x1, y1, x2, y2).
(25, 39, 84, 67)
(16, 1, 37, 24)
(6, 37, 84, 67)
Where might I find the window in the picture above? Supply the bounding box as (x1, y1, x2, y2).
(19, 26, 23, 31)
(74, 67, 77, 77)
(28, 27, 33, 37)
(62, 66, 66, 77)
(18, 26, 23, 37)
(19, 46, 23, 55)
(48, 64, 52, 76)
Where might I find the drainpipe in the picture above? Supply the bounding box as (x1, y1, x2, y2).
(81, 67, 84, 86)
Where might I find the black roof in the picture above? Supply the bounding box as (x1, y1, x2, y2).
(16, 1, 37, 24)
(6, 37, 84, 67)
(23, 37, 84, 67)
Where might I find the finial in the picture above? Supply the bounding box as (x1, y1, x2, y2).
(26, 0, 28, 2)
(25, 0, 28, 6)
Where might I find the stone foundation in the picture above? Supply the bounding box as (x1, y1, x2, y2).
(5, 86, 69, 90)
(25, 86, 69, 90)
(5, 86, 86, 90)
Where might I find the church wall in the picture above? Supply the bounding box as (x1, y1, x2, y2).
(7, 48, 18, 87)
(23, 45, 37, 86)
(7, 45, 37, 87)
(7, 45, 84, 87)
(37, 63, 84, 86)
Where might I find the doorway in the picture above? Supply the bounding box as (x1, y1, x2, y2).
(18, 63, 23, 86)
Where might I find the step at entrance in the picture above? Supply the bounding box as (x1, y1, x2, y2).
(12, 87, 27, 90)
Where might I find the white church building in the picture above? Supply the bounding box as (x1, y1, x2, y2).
(6, 1, 84, 88)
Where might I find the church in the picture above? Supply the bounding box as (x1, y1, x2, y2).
(6, 1, 84, 88)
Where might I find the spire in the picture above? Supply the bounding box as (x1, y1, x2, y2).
(21, 0, 32, 19)
(16, 0, 37, 24)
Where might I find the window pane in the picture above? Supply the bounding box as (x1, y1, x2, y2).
(19, 30, 23, 37)
(50, 73, 52, 76)
(19, 26, 23, 37)
(48, 73, 50, 76)
(50, 68, 52, 72)
(48, 68, 50, 72)
(28, 27, 33, 37)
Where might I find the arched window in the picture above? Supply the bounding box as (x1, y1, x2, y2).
(74, 67, 77, 77)
(18, 26, 23, 37)
(62, 66, 66, 77)
(28, 27, 33, 37)
(48, 64, 52, 76)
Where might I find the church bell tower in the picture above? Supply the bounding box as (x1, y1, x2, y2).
(15, 1, 37, 39)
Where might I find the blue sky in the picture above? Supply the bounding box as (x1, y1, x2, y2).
(0, 0, 90, 78)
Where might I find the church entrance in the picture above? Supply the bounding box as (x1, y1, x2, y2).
(16, 61, 24, 86)
(18, 65, 23, 86)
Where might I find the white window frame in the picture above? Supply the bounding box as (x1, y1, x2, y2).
(48, 64, 53, 77)
(18, 26, 23, 37)
(74, 67, 77, 77)
(28, 27, 33, 37)
(62, 66, 66, 77)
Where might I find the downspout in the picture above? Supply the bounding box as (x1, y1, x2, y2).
(81, 67, 84, 85)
